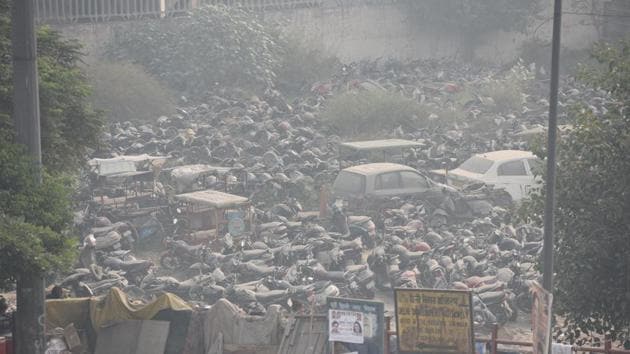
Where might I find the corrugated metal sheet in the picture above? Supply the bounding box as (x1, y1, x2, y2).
(277, 316, 328, 354)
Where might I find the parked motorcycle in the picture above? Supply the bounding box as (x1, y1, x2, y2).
(160, 238, 208, 270)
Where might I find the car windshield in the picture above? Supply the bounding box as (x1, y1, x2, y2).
(458, 156, 493, 174)
(333, 171, 365, 195)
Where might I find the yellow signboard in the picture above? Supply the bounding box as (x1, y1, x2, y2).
(394, 288, 474, 354)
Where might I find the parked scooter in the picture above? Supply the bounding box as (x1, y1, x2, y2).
(330, 203, 377, 248)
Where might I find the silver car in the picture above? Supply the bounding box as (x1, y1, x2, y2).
(332, 163, 452, 202)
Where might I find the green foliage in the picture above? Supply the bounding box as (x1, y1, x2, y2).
(107, 5, 282, 98)
(522, 40, 630, 341)
(88, 61, 176, 122)
(0, 0, 93, 286)
(399, 0, 541, 59)
(478, 61, 534, 113)
(322, 90, 426, 137)
(0, 143, 76, 287)
(0, 217, 76, 288)
(36, 28, 104, 172)
(0, 0, 12, 128)
(400, 0, 540, 35)
(275, 35, 340, 96)
(0, 3, 104, 172)
(578, 41, 630, 100)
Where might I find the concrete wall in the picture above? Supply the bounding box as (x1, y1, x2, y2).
(54, 1, 608, 65)
(265, 1, 604, 63)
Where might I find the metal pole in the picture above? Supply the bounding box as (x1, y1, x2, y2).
(543, 1, 562, 352)
(11, 0, 46, 353)
(543, 0, 562, 293)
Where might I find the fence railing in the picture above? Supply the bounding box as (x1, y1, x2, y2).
(35, 0, 190, 23)
(199, 0, 324, 10)
(35, 0, 399, 24)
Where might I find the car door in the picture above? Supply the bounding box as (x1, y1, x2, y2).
(494, 159, 532, 200)
(370, 171, 403, 198)
(399, 171, 432, 195)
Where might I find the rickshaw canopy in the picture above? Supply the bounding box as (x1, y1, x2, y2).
(88, 154, 168, 177)
(174, 189, 249, 209)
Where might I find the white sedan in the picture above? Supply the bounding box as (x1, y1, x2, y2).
(431, 150, 542, 201)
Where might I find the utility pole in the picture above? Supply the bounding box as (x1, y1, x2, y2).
(11, 0, 46, 353)
(543, 0, 562, 293)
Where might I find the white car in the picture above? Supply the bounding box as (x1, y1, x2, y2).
(431, 150, 542, 201)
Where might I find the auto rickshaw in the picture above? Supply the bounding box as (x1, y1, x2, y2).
(172, 189, 254, 248)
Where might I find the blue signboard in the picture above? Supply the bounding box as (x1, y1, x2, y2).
(327, 296, 385, 354)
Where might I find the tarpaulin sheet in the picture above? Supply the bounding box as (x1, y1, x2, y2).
(202, 299, 282, 353)
(46, 297, 92, 330)
(46, 288, 191, 331)
(89, 287, 191, 329)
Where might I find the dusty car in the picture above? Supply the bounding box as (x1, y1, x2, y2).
(339, 139, 425, 164)
(332, 163, 452, 204)
(430, 150, 541, 201)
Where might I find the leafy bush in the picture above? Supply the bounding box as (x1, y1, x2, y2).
(399, 0, 542, 60)
(106, 5, 282, 98)
(275, 35, 340, 96)
(518, 38, 593, 76)
(322, 90, 426, 137)
(87, 61, 176, 122)
(478, 61, 534, 113)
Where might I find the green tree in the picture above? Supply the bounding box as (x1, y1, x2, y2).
(400, 0, 541, 60)
(0, 144, 76, 289)
(0, 0, 103, 172)
(107, 5, 282, 99)
(523, 40, 630, 341)
(0, 0, 99, 287)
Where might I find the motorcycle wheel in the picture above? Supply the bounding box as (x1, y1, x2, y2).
(160, 254, 180, 270)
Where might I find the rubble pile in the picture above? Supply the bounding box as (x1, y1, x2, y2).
(61, 59, 613, 333)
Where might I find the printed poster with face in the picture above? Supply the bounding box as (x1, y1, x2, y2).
(328, 309, 365, 344)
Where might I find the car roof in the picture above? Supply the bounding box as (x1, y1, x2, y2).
(475, 150, 534, 161)
(340, 139, 423, 151)
(342, 163, 416, 176)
